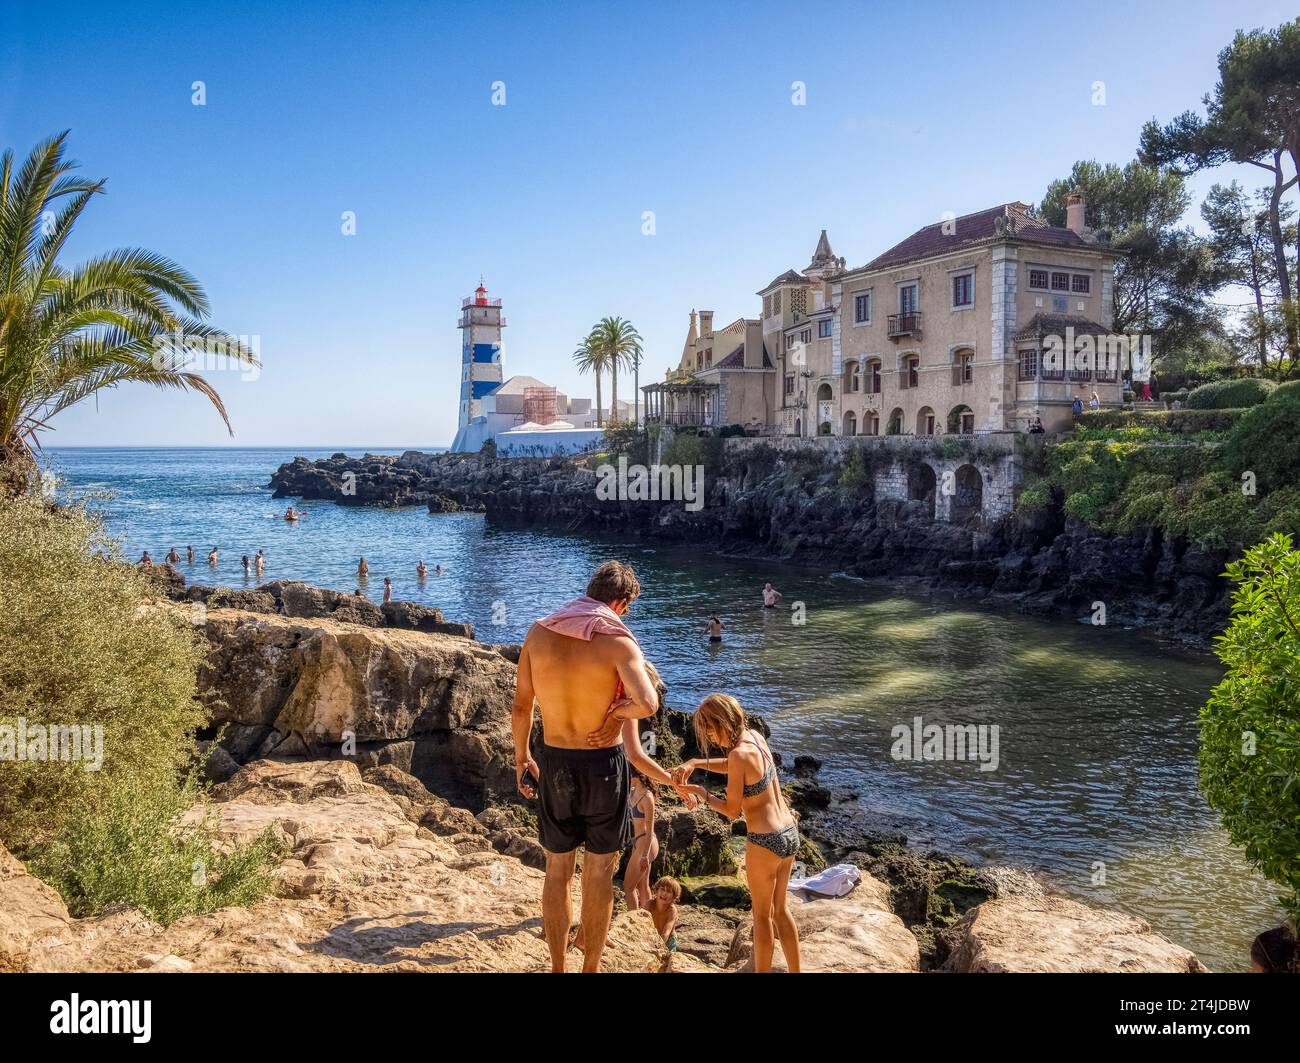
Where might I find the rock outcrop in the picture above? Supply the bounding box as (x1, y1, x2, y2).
(941, 895, 1210, 973)
(4, 761, 680, 973)
(188, 606, 518, 808)
(724, 875, 921, 972)
(267, 448, 1233, 642)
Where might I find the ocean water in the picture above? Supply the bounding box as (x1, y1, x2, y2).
(42, 446, 1284, 971)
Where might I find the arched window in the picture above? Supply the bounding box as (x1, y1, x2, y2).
(901, 354, 919, 389)
(845, 360, 861, 392)
(794, 417, 803, 437)
(951, 347, 974, 386)
(864, 411, 879, 436)
(843, 410, 857, 436)
(866, 358, 882, 394)
(948, 404, 975, 434)
(886, 407, 904, 435)
(917, 406, 937, 435)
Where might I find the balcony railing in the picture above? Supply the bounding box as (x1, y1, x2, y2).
(887, 312, 922, 338)
(462, 296, 503, 308)
(646, 411, 717, 428)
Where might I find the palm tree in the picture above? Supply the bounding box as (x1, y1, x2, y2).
(572, 333, 606, 427)
(589, 316, 642, 425)
(0, 133, 256, 491)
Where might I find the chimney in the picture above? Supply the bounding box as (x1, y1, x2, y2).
(1066, 191, 1089, 238)
(699, 310, 714, 338)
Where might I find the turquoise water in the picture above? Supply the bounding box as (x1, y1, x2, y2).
(43, 446, 1284, 971)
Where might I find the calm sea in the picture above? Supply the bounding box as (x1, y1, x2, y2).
(42, 445, 1282, 971)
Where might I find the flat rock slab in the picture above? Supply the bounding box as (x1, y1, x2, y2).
(942, 895, 1209, 973)
(726, 874, 920, 972)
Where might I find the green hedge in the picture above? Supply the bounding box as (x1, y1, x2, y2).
(1186, 378, 1276, 409)
(1076, 408, 1245, 434)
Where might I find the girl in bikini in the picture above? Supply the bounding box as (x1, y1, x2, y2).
(624, 770, 659, 909)
(672, 693, 801, 973)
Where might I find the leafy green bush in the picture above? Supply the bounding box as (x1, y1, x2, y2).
(1162, 390, 1190, 405)
(1199, 533, 1300, 933)
(1186, 377, 1276, 409)
(33, 773, 285, 924)
(1222, 394, 1300, 493)
(838, 447, 869, 489)
(662, 431, 722, 470)
(1266, 379, 1300, 403)
(0, 494, 282, 922)
(1076, 408, 1243, 435)
(599, 421, 648, 464)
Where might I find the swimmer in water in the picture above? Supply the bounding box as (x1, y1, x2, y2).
(416, 560, 428, 579)
(242, 555, 251, 576)
(186, 545, 194, 564)
(705, 616, 724, 643)
(357, 557, 369, 578)
(255, 549, 266, 575)
(434, 563, 444, 576)
(761, 582, 782, 608)
(165, 547, 180, 564)
(138, 551, 153, 568)
(208, 547, 218, 566)
(284, 506, 298, 521)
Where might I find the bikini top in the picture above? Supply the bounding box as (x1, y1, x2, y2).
(740, 734, 777, 798)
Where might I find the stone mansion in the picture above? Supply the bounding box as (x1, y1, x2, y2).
(642, 194, 1130, 437)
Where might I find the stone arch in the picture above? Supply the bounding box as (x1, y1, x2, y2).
(908, 462, 937, 520)
(863, 410, 879, 436)
(950, 345, 975, 386)
(865, 357, 882, 394)
(886, 407, 904, 435)
(948, 403, 975, 434)
(916, 405, 937, 435)
(843, 410, 857, 436)
(816, 382, 834, 435)
(794, 417, 803, 437)
(950, 463, 983, 524)
(844, 360, 861, 394)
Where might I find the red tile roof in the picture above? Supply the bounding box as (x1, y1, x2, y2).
(862, 203, 1096, 272)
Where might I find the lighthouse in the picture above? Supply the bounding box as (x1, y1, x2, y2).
(457, 281, 505, 434)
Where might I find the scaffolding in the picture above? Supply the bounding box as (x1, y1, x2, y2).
(521, 386, 558, 426)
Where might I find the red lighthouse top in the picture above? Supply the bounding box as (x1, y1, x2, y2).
(474, 282, 488, 306)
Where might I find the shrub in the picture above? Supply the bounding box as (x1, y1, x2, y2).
(0, 494, 282, 922)
(1267, 379, 1300, 403)
(33, 772, 285, 924)
(1186, 377, 1276, 409)
(1076, 408, 1243, 435)
(662, 431, 722, 470)
(1162, 390, 1190, 405)
(1222, 395, 1300, 493)
(718, 424, 747, 439)
(599, 421, 648, 464)
(1199, 534, 1300, 934)
(838, 447, 869, 489)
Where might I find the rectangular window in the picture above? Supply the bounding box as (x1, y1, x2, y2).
(952, 273, 973, 308)
(854, 292, 871, 323)
(785, 333, 795, 351)
(1018, 349, 1039, 380)
(1071, 274, 1091, 294)
(1028, 269, 1049, 289)
(784, 374, 795, 396)
(963, 354, 973, 383)
(801, 328, 812, 344)
(907, 359, 919, 388)
(818, 319, 832, 338)
(869, 362, 881, 393)
(899, 284, 918, 314)
(1050, 271, 1070, 291)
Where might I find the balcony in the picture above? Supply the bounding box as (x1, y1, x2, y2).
(887, 312, 922, 340)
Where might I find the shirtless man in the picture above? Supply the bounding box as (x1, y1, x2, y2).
(762, 582, 783, 608)
(513, 561, 671, 973)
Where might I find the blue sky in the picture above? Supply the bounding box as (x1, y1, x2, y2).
(3, 0, 1294, 447)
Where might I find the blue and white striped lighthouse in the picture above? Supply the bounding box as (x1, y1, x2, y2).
(457, 281, 504, 432)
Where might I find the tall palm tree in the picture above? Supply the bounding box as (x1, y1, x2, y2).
(0, 132, 256, 490)
(589, 316, 642, 425)
(572, 333, 606, 427)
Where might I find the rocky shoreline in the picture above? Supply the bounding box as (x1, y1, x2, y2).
(24, 565, 1203, 973)
(268, 448, 1234, 645)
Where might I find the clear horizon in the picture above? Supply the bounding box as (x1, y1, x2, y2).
(5, 0, 1295, 446)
